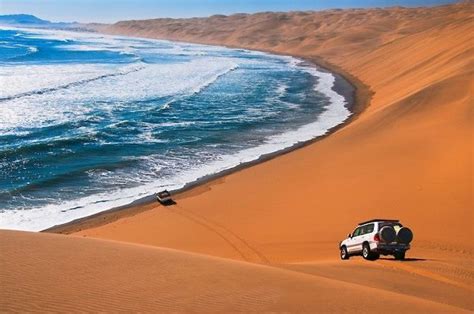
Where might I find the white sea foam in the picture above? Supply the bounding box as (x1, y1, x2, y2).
(56, 43, 136, 57)
(157, 121, 195, 127)
(18, 27, 115, 43)
(275, 82, 288, 97)
(56, 44, 105, 52)
(160, 103, 171, 110)
(0, 63, 121, 98)
(0, 58, 238, 131)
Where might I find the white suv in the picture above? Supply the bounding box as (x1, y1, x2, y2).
(339, 219, 413, 260)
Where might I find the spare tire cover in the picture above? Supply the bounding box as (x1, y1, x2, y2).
(379, 226, 396, 243)
(397, 227, 413, 244)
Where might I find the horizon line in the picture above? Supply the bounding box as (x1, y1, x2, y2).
(0, 0, 459, 24)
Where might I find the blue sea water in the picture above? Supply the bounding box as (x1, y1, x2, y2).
(0, 27, 351, 231)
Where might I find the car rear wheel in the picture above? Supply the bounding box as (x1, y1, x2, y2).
(362, 243, 378, 260)
(394, 251, 406, 260)
(340, 246, 349, 260)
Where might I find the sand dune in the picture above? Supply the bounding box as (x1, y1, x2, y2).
(4, 1, 473, 312)
(78, 1, 474, 261)
(1, 230, 471, 312)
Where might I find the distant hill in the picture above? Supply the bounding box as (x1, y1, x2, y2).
(0, 14, 81, 29)
(0, 14, 51, 25)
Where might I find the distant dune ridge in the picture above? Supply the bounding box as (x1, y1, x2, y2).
(2, 1, 474, 312)
(97, 2, 471, 62)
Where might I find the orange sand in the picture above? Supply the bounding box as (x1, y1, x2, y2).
(1, 230, 472, 312)
(2, 2, 473, 312)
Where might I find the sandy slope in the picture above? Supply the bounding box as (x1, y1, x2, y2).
(79, 2, 474, 261)
(1, 230, 471, 312)
(4, 2, 473, 312)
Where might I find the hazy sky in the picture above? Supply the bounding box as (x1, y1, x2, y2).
(0, 0, 458, 23)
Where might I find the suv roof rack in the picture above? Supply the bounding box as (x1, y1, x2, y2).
(358, 219, 399, 225)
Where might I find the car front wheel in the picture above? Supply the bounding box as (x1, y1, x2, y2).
(340, 246, 349, 260)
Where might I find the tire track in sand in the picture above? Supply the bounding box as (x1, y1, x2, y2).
(168, 204, 269, 264)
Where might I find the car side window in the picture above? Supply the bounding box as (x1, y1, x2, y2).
(353, 227, 362, 237)
(365, 223, 374, 234)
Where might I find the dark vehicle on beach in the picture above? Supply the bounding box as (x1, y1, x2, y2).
(156, 190, 172, 204)
(339, 219, 413, 260)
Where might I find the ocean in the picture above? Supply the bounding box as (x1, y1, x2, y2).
(0, 27, 351, 231)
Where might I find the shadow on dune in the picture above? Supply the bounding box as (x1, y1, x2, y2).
(378, 257, 428, 262)
(159, 199, 177, 206)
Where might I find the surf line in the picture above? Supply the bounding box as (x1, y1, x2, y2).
(0, 65, 145, 103)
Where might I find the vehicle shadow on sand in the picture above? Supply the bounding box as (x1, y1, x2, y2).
(159, 200, 177, 206)
(378, 257, 428, 262)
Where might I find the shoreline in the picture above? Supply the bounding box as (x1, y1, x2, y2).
(44, 52, 372, 234)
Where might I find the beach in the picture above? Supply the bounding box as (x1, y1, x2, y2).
(1, 2, 473, 312)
